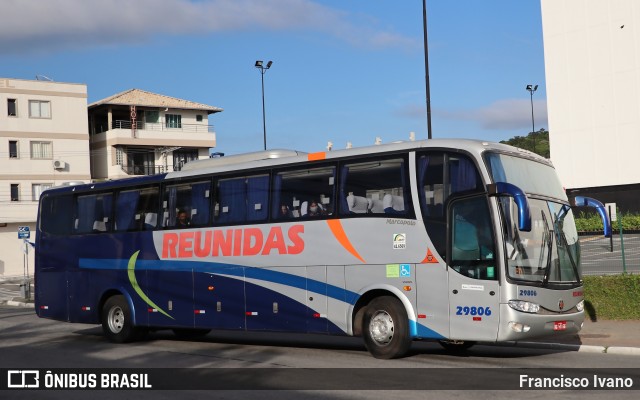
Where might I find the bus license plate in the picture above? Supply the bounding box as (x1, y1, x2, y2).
(553, 321, 567, 331)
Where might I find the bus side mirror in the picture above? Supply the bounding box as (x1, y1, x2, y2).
(574, 196, 612, 238)
(487, 182, 531, 232)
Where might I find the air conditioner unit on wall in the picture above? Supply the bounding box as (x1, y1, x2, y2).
(53, 160, 67, 170)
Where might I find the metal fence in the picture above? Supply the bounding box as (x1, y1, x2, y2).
(580, 231, 640, 276)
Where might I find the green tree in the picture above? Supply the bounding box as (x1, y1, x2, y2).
(500, 128, 550, 158)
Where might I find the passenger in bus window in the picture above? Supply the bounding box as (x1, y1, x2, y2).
(304, 200, 324, 217)
(176, 209, 191, 227)
(278, 204, 293, 220)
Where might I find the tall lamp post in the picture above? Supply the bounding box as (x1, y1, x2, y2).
(422, 0, 433, 139)
(526, 84, 538, 153)
(255, 60, 273, 151)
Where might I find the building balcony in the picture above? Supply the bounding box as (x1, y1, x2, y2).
(119, 163, 188, 176)
(111, 120, 215, 134)
(90, 119, 216, 148)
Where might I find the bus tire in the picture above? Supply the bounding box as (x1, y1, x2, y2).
(172, 328, 211, 339)
(362, 296, 411, 359)
(101, 295, 141, 343)
(438, 340, 476, 352)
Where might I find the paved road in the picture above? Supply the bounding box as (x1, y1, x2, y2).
(580, 234, 640, 275)
(1, 306, 639, 399)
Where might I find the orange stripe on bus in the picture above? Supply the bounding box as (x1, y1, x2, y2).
(326, 220, 365, 263)
(307, 152, 326, 161)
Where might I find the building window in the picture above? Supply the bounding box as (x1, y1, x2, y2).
(196, 114, 203, 122)
(145, 110, 159, 123)
(7, 99, 17, 116)
(9, 140, 19, 158)
(29, 100, 51, 118)
(10, 184, 19, 201)
(115, 147, 124, 166)
(30, 141, 53, 159)
(32, 183, 53, 201)
(165, 114, 182, 129)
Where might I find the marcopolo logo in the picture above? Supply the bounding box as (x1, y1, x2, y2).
(393, 233, 406, 250)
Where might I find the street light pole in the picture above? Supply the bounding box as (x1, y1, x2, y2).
(526, 84, 538, 153)
(255, 60, 273, 151)
(422, 0, 433, 139)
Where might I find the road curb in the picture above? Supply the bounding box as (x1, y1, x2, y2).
(606, 346, 640, 356)
(4, 300, 34, 308)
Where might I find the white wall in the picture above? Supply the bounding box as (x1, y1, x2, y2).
(1, 78, 90, 277)
(0, 223, 35, 278)
(542, 0, 640, 189)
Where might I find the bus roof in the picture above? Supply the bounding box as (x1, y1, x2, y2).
(39, 139, 550, 197)
(170, 138, 551, 179)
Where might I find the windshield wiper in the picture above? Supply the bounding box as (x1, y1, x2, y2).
(541, 211, 554, 286)
(553, 205, 581, 283)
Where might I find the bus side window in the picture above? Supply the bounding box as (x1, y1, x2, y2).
(163, 181, 211, 228)
(114, 187, 159, 232)
(138, 187, 160, 230)
(40, 194, 73, 235)
(418, 152, 484, 259)
(75, 193, 113, 234)
(271, 166, 335, 220)
(216, 175, 269, 225)
(339, 158, 411, 217)
(450, 196, 497, 280)
(115, 190, 139, 232)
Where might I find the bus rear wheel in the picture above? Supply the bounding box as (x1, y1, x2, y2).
(362, 296, 411, 359)
(101, 295, 143, 343)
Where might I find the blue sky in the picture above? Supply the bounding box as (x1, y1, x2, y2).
(1, 0, 548, 155)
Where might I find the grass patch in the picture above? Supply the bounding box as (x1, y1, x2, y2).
(583, 275, 640, 320)
(575, 211, 640, 232)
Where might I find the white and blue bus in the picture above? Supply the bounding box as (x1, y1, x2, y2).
(35, 139, 610, 359)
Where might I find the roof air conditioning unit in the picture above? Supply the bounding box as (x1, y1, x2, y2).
(53, 160, 67, 170)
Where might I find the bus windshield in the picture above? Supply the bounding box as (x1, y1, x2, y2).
(499, 197, 581, 284)
(485, 152, 580, 284)
(485, 152, 567, 201)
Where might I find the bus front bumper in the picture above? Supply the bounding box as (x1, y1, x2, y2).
(496, 303, 585, 342)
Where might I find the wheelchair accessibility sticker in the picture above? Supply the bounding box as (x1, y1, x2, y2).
(386, 264, 411, 278)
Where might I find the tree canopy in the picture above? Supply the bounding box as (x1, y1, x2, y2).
(499, 128, 549, 158)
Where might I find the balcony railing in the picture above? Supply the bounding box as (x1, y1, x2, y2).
(109, 120, 215, 134)
(120, 163, 186, 176)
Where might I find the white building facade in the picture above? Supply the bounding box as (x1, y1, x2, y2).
(542, 0, 640, 210)
(0, 78, 91, 277)
(88, 89, 222, 180)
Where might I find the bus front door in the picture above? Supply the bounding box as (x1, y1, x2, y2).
(447, 195, 500, 341)
(447, 271, 500, 341)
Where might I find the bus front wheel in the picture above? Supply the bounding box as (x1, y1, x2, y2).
(362, 296, 411, 359)
(101, 295, 143, 343)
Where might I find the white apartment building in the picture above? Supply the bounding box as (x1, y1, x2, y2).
(542, 0, 640, 211)
(0, 77, 91, 277)
(88, 89, 222, 180)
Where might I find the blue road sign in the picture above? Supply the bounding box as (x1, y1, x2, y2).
(18, 226, 30, 239)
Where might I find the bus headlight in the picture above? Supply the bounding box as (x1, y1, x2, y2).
(576, 300, 584, 312)
(508, 300, 540, 314)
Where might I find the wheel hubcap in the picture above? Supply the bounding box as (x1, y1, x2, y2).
(369, 310, 394, 345)
(108, 306, 124, 334)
